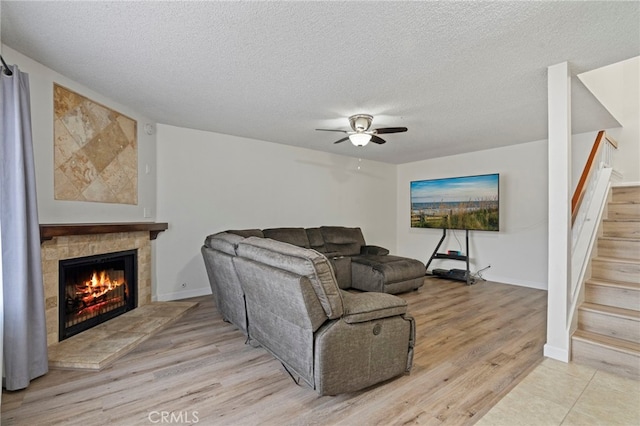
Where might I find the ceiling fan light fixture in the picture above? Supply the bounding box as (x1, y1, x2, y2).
(349, 133, 371, 146)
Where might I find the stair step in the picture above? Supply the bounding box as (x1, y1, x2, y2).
(612, 185, 640, 203)
(603, 219, 640, 238)
(598, 236, 640, 261)
(608, 202, 640, 220)
(585, 279, 640, 311)
(578, 302, 640, 344)
(591, 257, 640, 284)
(572, 329, 640, 380)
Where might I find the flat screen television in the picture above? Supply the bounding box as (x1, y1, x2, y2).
(410, 173, 499, 231)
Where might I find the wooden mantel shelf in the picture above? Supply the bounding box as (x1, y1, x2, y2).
(40, 222, 169, 243)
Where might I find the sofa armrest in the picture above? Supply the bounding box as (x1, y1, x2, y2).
(360, 245, 390, 256)
(341, 291, 407, 324)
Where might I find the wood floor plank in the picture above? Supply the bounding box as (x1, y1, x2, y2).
(2, 278, 546, 425)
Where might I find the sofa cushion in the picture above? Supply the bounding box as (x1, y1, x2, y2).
(327, 256, 351, 289)
(236, 237, 343, 319)
(320, 226, 366, 256)
(204, 232, 244, 255)
(305, 228, 326, 253)
(227, 229, 265, 238)
(340, 291, 407, 324)
(352, 255, 425, 283)
(360, 245, 390, 256)
(263, 227, 311, 248)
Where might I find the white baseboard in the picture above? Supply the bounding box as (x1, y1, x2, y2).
(483, 274, 547, 290)
(544, 343, 569, 362)
(154, 286, 211, 302)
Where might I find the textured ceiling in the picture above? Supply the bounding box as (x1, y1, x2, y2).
(1, 1, 638, 164)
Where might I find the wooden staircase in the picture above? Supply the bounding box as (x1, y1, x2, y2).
(572, 185, 640, 380)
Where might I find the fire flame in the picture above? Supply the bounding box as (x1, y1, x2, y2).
(80, 270, 123, 304)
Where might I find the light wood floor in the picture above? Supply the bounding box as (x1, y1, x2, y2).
(2, 277, 547, 425)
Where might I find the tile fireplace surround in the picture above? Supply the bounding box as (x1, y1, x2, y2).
(40, 223, 167, 346)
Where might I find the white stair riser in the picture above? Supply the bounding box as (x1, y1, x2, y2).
(578, 310, 640, 344)
(598, 239, 640, 261)
(585, 283, 640, 311)
(571, 338, 639, 380)
(591, 260, 640, 284)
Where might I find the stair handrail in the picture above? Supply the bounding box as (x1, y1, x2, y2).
(571, 131, 618, 226)
(568, 130, 618, 335)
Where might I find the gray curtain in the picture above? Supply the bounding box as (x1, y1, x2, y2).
(1, 64, 48, 390)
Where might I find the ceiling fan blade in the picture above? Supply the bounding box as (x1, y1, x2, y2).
(374, 127, 408, 134)
(370, 135, 386, 144)
(333, 136, 350, 144)
(316, 128, 348, 133)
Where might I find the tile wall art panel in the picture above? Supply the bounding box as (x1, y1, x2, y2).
(53, 84, 137, 204)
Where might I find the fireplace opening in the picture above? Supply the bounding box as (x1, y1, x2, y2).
(59, 249, 137, 341)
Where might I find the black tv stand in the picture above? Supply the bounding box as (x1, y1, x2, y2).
(425, 229, 474, 285)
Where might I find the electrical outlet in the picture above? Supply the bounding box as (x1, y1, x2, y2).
(143, 207, 152, 218)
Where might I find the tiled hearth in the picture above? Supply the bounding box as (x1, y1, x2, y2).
(47, 301, 197, 370)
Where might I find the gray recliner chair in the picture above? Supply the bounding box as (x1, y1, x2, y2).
(233, 237, 415, 396)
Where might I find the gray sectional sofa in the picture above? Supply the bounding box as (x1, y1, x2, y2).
(226, 226, 425, 293)
(201, 227, 421, 395)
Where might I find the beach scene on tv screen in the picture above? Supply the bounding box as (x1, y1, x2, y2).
(411, 174, 499, 231)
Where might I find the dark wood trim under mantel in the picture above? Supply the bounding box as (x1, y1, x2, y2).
(40, 222, 169, 243)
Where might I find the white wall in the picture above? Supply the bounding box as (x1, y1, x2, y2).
(397, 140, 549, 289)
(579, 56, 640, 182)
(155, 124, 397, 301)
(2, 45, 157, 223)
